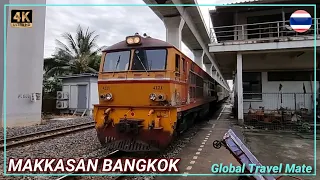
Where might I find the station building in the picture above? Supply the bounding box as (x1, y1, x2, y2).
(208, 0, 319, 125)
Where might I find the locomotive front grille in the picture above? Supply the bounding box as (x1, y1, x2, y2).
(105, 139, 159, 152)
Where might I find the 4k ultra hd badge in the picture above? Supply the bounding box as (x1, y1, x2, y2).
(10, 9, 33, 28)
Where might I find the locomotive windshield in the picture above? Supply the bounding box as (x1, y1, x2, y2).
(131, 49, 167, 71)
(103, 50, 131, 72)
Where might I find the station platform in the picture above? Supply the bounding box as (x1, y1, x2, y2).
(156, 103, 244, 180)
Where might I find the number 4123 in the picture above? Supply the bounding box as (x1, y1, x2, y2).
(153, 86, 162, 90)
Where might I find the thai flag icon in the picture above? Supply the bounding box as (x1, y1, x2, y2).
(290, 10, 312, 33)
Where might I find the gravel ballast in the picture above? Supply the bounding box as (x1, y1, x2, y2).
(0, 117, 93, 139)
(0, 117, 100, 180)
(0, 107, 222, 180)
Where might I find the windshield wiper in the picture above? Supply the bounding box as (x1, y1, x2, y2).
(112, 55, 121, 77)
(135, 53, 149, 76)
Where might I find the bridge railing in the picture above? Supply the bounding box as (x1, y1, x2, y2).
(210, 18, 320, 44)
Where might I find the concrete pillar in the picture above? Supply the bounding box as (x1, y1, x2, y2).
(211, 70, 216, 80)
(163, 16, 185, 50)
(207, 64, 212, 76)
(193, 50, 204, 67)
(4, 0, 46, 127)
(0, 0, 9, 127)
(204, 64, 212, 76)
(236, 53, 244, 124)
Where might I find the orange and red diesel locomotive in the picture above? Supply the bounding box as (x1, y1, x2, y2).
(93, 33, 228, 152)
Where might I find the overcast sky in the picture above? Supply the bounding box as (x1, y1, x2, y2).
(44, 0, 242, 58)
(44, 0, 240, 88)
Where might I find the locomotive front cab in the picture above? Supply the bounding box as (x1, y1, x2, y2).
(93, 34, 179, 152)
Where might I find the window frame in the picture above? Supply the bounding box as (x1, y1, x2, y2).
(102, 50, 132, 72)
(243, 72, 262, 100)
(131, 48, 168, 72)
(175, 54, 181, 73)
(267, 70, 314, 81)
(182, 58, 186, 72)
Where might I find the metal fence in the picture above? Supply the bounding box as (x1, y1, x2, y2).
(242, 93, 314, 132)
(210, 18, 320, 43)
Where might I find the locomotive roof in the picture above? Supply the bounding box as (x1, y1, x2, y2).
(103, 35, 174, 52)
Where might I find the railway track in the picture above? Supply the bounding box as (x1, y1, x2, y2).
(1, 122, 95, 150)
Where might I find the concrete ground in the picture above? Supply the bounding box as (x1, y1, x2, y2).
(155, 103, 319, 180)
(244, 130, 319, 180)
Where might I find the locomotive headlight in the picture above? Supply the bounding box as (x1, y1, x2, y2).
(105, 93, 113, 100)
(157, 94, 166, 101)
(126, 35, 141, 45)
(149, 93, 156, 101)
(126, 37, 134, 44)
(133, 36, 140, 43)
(158, 94, 163, 100)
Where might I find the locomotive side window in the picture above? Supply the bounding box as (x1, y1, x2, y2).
(182, 58, 185, 72)
(103, 51, 131, 72)
(175, 54, 180, 72)
(131, 49, 167, 71)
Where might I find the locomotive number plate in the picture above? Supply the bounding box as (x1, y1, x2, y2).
(153, 86, 163, 90)
(102, 86, 110, 90)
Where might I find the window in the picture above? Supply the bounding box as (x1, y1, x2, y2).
(103, 51, 131, 72)
(195, 75, 204, 88)
(243, 72, 262, 100)
(189, 72, 197, 85)
(268, 71, 314, 81)
(247, 14, 282, 39)
(182, 58, 186, 72)
(131, 49, 167, 71)
(175, 54, 180, 72)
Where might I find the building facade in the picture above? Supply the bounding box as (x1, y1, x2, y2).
(59, 74, 99, 116)
(209, 0, 319, 126)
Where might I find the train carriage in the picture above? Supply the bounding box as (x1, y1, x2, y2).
(93, 33, 227, 152)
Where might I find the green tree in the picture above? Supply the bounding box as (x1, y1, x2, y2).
(42, 76, 62, 99)
(44, 25, 102, 77)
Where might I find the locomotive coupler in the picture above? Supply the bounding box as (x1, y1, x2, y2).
(116, 119, 144, 135)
